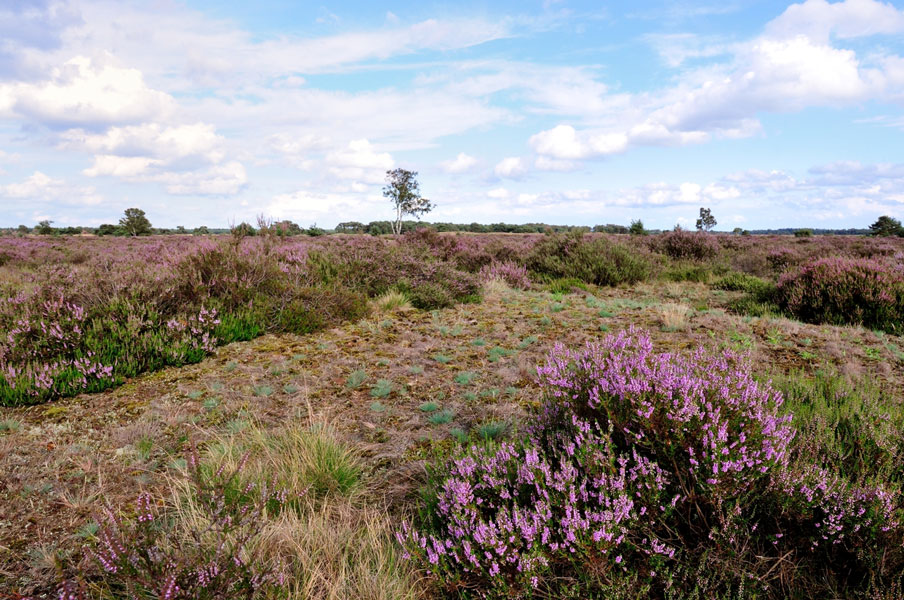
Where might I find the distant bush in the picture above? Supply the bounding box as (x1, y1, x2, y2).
(714, 271, 773, 295)
(525, 233, 651, 286)
(478, 261, 532, 289)
(776, 257, 904, 333)
(766, 247, 798, 272)
(654, 229, 720, 261)
(664, 263, 714, 282)
(794, 228, 813, 237)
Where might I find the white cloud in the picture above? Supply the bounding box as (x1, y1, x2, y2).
(494, 156, 528, 179)
(530, 10, 899, 164)
(325, 139, 394, 184)
(487, 187, 510, 199)
(156, 161, 248, 196)
(0, 55, 175, 128)
(267, 189, 383, 222)
(63, 122, 225, 163)
(440, 152, 478, 173)
(530, 124, 629, 159)
(83, 155, 162, 177)
(534, 156, 578, 171)
(0, 171, 102, 205)
(766, 0, 904, 43)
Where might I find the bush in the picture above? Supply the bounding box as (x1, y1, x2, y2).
(766, 247, 798, 272)
(275, 287, 369, 334)
(664, 263, 713, 283)
(525, 233, 651, 286)
(776, 257, 904, 333)
(714, 271, 773, 295)
(478, 261, 532, 289)
(654, 230, 719, 261)
(402, 329, 902, 598)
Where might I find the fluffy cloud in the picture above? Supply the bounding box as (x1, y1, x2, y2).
(325, 139, 394, 184)
(0, 55, 175, 128)
(529, 125, 628, 159)
(494, 156, 528, 179)
(267, 189, 384, 223)
(63, 123, 225, 164)
(156, 162, 248, 196)
(0, 171, 102, 205)
(531, 0, 904, 163)
(440, 152, 478, 173)
(766, 0, 904, 42)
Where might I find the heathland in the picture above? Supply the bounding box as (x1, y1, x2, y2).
(0, 229, 902, 599)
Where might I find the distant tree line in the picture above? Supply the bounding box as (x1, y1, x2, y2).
(3, 213, 901, 238)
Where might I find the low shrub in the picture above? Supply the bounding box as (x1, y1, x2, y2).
(544, 277, 588, 294)
(653, 230, 719, 261)
(401, 329, 902, 598)
(525, 233, 650, 287)
(663, 263, 713, 283)
(478, 261, 532, 290)
(776, 257, 904, 333)
(274, 287, 369, 334)
(766, 247, 798, 273)
(714, 271, 773, 295)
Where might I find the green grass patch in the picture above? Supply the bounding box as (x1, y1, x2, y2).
(428, 410, 454, 425)
(369, 379, 393, 398)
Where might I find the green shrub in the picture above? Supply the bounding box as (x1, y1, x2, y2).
(714, 272, 773, 294)
(525, 233, 651, 287)
(664, 263, 713, 283)
(275, 287, 369, 334)
(404, 281, 455, 310)
(543, 277, 588, 294)
(654, 229, 719, 261)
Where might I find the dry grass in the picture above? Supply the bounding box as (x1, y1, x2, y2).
(166, 422, 424, 600)
(371, 290, 412, 314)
(260, 502, 422, 600)
(480, 277, 511, 302)
(657, 302, 691, 331)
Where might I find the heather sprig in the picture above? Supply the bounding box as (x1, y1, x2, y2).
(69, 446, 293, 600)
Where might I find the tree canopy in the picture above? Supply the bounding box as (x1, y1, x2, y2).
(119, 208, 152, 236)
(383, 168, 434, 235)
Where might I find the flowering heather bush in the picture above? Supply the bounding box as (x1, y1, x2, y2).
(766, 247, 798, 272)
(652, 230, 720, 261)
(776, 257, 904, 333)
(402, 329, 903, 598)
(478, 261, 532, 289)
(64, 448, 291, 599)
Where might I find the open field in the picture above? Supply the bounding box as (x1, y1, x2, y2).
(1, 231, 903, 599)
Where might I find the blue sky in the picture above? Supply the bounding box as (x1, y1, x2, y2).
(1, 0, 903, 230)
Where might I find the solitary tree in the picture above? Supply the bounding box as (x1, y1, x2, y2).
(869, 215, 904, 237)
(696, 207, 717, 232)
(629, 219, 646, 235)
(383, 168, 433, 235)
(36, 220, 54, 235)
(119, 208, 152, 236)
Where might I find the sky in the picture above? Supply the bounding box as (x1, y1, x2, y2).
(1, 0, 903, 230)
